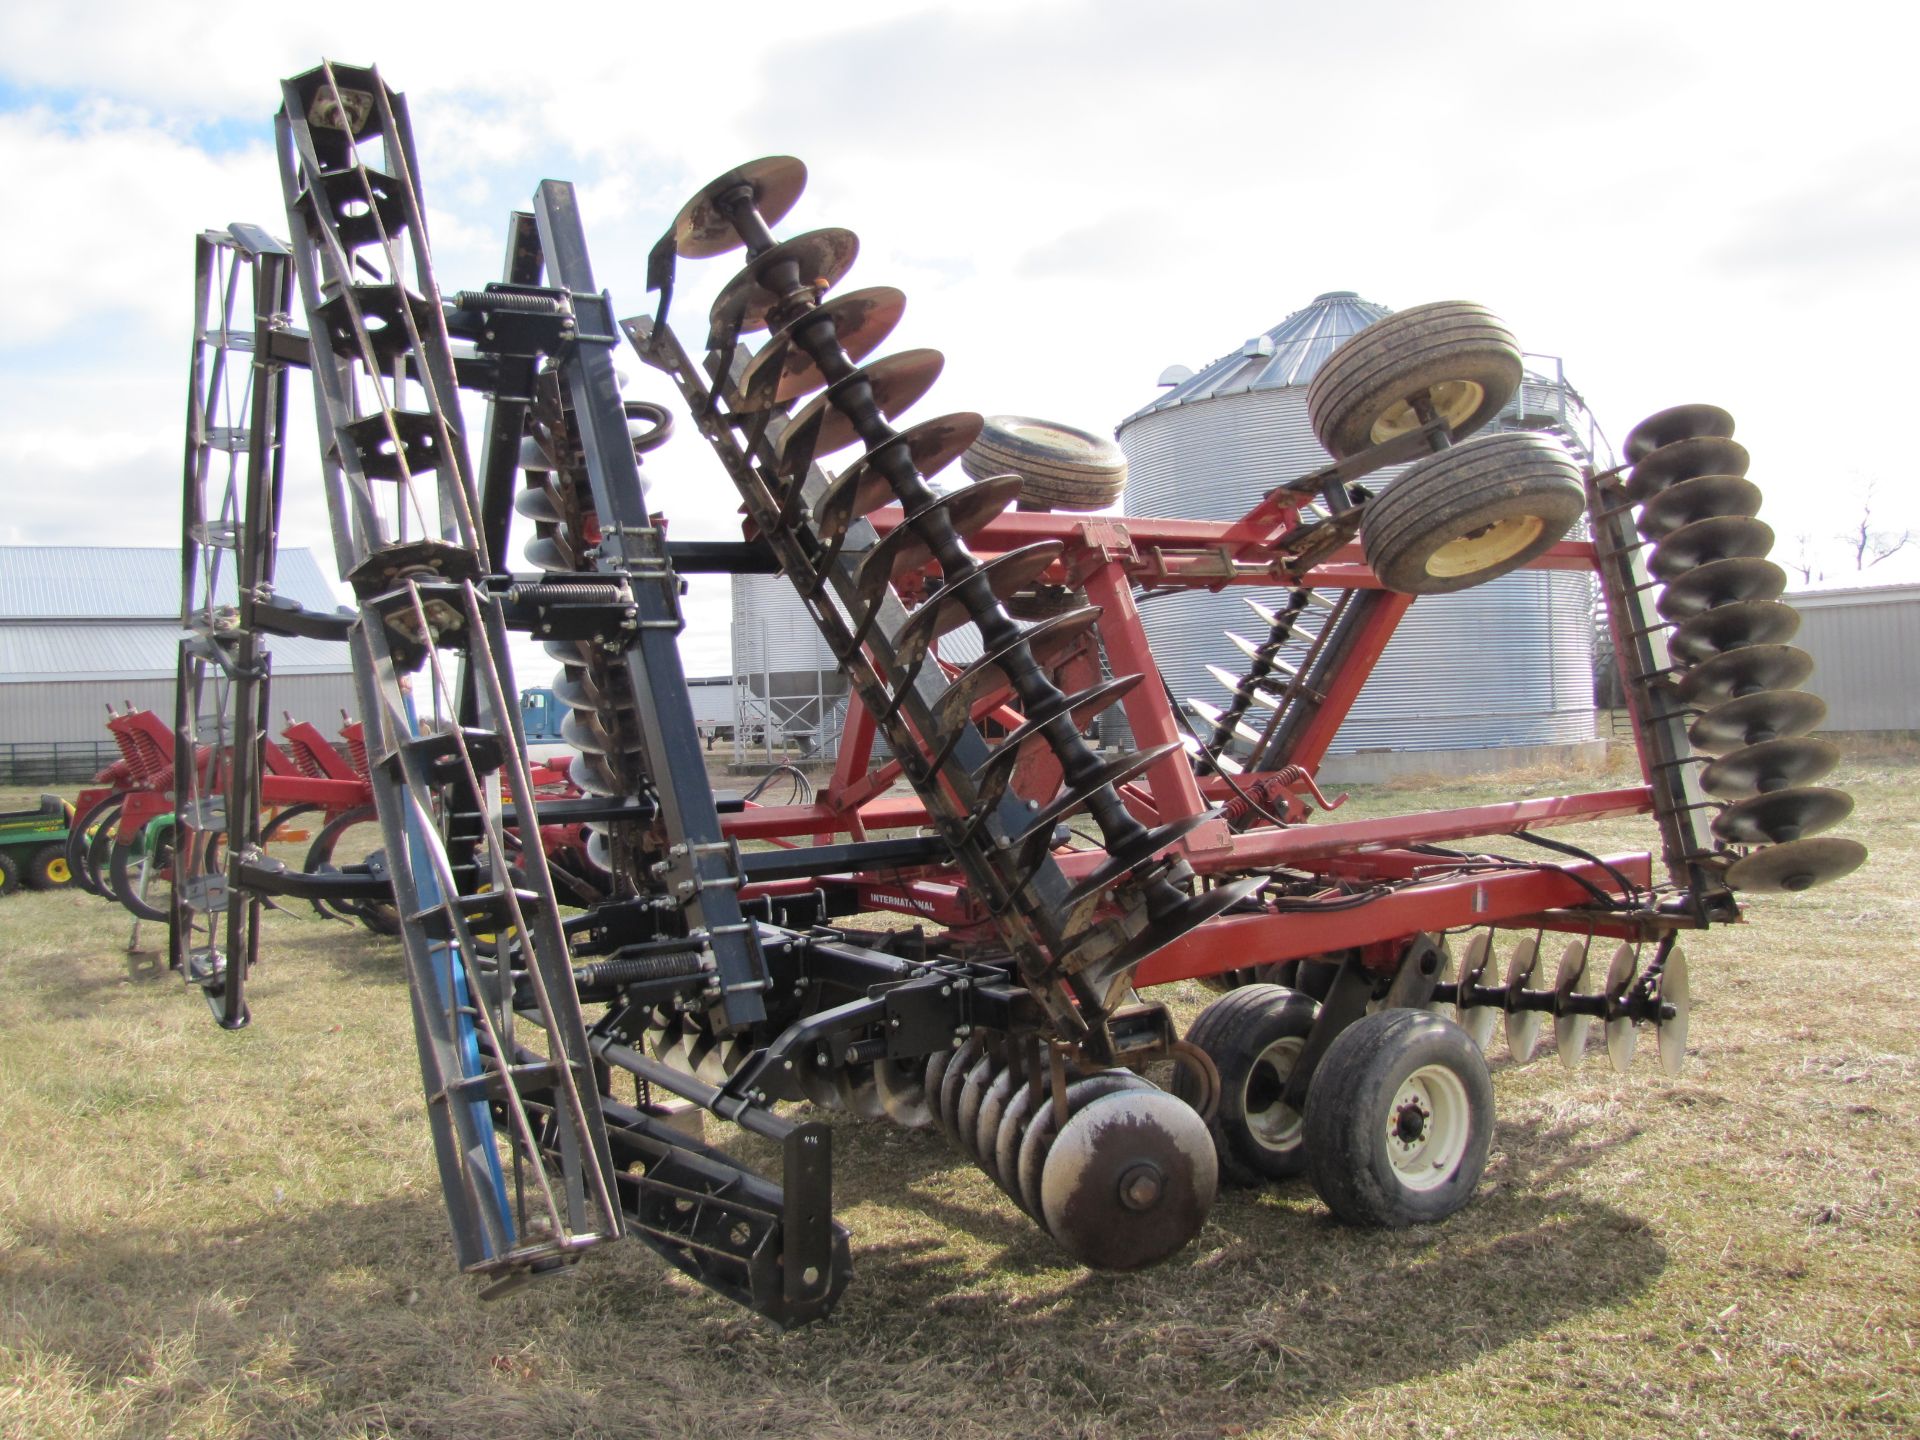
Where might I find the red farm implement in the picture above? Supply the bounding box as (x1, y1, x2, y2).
(146, 61, 1863, 1326)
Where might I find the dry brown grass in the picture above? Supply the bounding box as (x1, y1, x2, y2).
(2, 757, 1917, 1439)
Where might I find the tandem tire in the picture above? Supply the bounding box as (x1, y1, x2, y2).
(1361, 432, 1585, 594)
(1176, 983, 1321, 1184)
(961, 415, 1127, 513)
(1304, 1009, 1494, 1228)
(25, 843, 72, 890)
(1305, 300, 1523, 459)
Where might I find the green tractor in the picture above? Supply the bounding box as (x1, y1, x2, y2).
(0, 796, 75, 897)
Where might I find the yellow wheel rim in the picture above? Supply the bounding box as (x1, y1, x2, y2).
(1369, 380, 1486, 445)
(1426, 514, 1545, 579)
(46, 857, 71, 884)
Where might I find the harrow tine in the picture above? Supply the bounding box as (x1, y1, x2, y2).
(1224, 631, 1299, 678)
(1186, 696, 1265, 748)
(1206, 662, 1279, 708)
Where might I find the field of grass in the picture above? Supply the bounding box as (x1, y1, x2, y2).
(2, 751, 1916, 1439)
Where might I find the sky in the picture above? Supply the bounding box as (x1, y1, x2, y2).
(3, 0, 1917, 681)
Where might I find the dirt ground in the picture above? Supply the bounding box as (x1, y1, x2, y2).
(1, 748, 1915, 1439)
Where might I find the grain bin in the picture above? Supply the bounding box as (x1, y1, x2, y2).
(1118, 293, 1604, 780)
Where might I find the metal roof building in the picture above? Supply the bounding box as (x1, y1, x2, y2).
(0, 545, 358, 779)
(1780, 583, 1920, 733)
(1119, 291, 1605, 780)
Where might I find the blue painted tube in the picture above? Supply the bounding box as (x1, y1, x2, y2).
(402, 691, 513, 1253)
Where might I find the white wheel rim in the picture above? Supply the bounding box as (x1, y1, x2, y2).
(1426, 514, 1545, 578)
(1242, 1035, 1306, 1153)
(1385, 1063, 1471, 1191)
(1370, 379, 1486, 445)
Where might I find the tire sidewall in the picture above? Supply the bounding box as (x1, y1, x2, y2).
(1306, 1010, 1493, 1226)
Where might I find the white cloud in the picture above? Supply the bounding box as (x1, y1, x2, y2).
(4, 0, 1919, 698)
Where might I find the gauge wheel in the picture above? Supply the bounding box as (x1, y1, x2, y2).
(1361, 432, 1585, 594)
(1305, 300, 1523, 459)
(1175, 983, 1321, 1184)
(1304, 1009, 1494, 1228)
(25, 844, 72, 890)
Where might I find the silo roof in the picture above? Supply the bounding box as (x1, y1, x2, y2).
(1121, 291, 1391, 425)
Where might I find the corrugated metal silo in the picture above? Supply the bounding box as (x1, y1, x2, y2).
(730, 572, 849, 758)
(1118, 292, 1599, 771)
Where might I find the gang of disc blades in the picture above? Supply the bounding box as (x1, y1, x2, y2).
(1654, 556, 1786, 621)
(1668, 600, 1801, 665)
(736, 285, 906, 410)
(1673, 643, 1814, 705)
(1710, 786, 1853, 845)
(1637, 473, 1763, 540)
(1688, 688, 1828, 753)
(1647, 515, 1776, 583)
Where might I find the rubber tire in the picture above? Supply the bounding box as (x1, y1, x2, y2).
(962, 414, 1127, 512)
(1176, 984, 1320, 1185)
(1361, 432, 1584, 595)
(1303, 1010, 1494, 1229)
(66, 794, 121, 897)
(1305, 300, 1523, 459)
(0, 850, 18, 897)
(25, 844, 71, 890)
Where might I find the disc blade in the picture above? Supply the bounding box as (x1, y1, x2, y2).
(814, 411, 984, 543)
(1627, 435, 1750, 501)
(513, 485, 561, 524)
(1647, 515, 1775, 583)
(1504, 936, 1544, 1062)
(1603, 942, 1639, 1073)
(1623, 403, 1735, 465)
(874, 1056, 933, 1131)
(709, 226, 859, 334)
(1016, 1071, 1152, 1221)
(1668, 600, 1802, 666)
(737, 285, 906, 410)
(1655, 556, 1786, 621)
(672, 155, 807, 258)
(523, 534, 573, 573)
(1710, 785, 1853, 845)
(1699, 736, 1841, 800)
(1674, 643, 1815, 705)
(1037, 1088, 1217, 1271)
(778, 349, 947, 470)
(1553, 939, 1591, 1070)
(1689, 689, 1828, 753)
(1637, 473, 1763, 541)
(1656, 948, 1690, 1076)
(1723, 835, 1867, 893)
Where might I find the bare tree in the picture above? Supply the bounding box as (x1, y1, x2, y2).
(1840, 481, 1912, 571)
